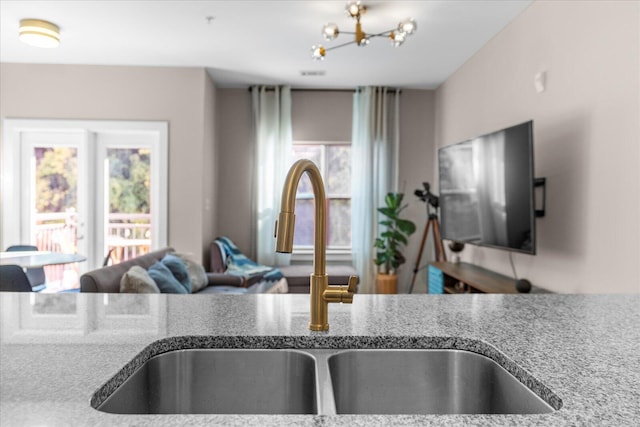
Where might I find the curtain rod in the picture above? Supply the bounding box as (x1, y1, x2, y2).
(247, 87, 402, 93)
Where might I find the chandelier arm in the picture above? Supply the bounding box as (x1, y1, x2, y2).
(341, 27, 396, 37)
(324, 40, 358, 51)
(367, 29, 397, 38)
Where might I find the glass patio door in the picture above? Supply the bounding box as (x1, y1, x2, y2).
(20, 131, 90, 291)
(95, 132, 159, 266)
(3, 119, 168, 290)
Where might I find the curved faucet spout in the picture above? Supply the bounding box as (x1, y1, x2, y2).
(275, 159, 326, 276)
(275, 159, 357, 331)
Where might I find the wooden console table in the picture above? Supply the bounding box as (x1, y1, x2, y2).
(429, 262, 518, 294)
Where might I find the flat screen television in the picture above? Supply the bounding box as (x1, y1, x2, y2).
(438, 120, 536, 254)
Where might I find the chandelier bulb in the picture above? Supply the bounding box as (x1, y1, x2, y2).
(389, 31, 406, 47)
(322, 23, 339, 41)
(345, 1, 365, 19)
(311, 44, 326, 60)
(398, 18, 417, 36)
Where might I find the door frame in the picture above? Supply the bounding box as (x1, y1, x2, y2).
(2, 119, 168, 270)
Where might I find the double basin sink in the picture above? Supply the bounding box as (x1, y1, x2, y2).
(94, 341, 561, 415)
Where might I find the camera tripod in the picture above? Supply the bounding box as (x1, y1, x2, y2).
(408, 212, 447, 294)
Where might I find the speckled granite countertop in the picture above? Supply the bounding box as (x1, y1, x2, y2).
(1, 293, 639, 426)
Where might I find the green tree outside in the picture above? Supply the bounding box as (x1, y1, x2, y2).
(36, 147, 78, 213)
(108, 148, 151, 214)
(35, 147, 150, 215)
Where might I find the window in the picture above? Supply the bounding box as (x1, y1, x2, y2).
(292, 142, 351, 254)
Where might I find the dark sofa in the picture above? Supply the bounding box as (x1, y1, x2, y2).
(80, 247, 244, 293)
(80, 246, 288, 294)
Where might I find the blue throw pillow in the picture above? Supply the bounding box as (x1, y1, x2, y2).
(161, 254, 192, 293)
(148, 262, 188, 294)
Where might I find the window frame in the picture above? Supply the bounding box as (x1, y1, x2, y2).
(291, 140, 352, 262)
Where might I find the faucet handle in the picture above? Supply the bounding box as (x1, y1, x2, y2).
(347, 275, 359, 294)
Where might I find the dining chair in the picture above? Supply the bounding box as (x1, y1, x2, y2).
(103, 248, 115, 267)
(6, 245, 47, 292)
(0, 264, 33, 292)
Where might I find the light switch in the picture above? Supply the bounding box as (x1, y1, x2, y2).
(534, 71, 546, 93)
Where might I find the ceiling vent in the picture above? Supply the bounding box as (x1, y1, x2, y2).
(300, 70, 326, 77)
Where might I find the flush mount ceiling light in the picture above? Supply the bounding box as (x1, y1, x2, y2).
(311, 1, 416, 60)
(19, 19, 60, 48)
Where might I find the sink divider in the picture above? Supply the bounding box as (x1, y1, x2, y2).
(310, 350, 338, 416)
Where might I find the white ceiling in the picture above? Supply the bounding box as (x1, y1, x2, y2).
(0, 0, 533, 89)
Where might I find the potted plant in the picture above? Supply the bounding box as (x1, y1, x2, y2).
(374, 192, 416, 293)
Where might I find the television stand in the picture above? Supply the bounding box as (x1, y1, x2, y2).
(429, 262, 518, 294)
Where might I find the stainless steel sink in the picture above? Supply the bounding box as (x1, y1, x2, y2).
(97, 349, 317, 414)
(328, 349, 555, 414)
(94, 343, 560, 416)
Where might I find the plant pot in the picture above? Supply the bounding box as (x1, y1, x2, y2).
(376, 273, 398, 294)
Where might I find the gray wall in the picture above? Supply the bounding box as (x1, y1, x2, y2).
(291, 90, 353, 141)
(214, 89, 254, 257)
(398, 90, 436, 293)
(434, 0, 640, 293)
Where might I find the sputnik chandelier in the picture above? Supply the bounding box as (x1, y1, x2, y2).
(311, 1, 417, 60)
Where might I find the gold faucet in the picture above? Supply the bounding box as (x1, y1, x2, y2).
(275, 159, 358, 331)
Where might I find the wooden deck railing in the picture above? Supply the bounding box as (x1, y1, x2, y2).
(104, 213, 151, 264)
(33, 212, 151, 289)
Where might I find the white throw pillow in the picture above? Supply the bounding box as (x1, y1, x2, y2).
(120, 265, 160, 293)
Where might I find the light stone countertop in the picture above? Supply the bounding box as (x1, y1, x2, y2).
(1, 292, 639, 426)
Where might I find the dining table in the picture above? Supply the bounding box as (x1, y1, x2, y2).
(0, 251, 87, 268)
